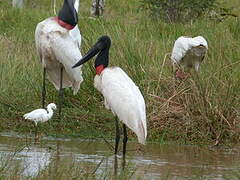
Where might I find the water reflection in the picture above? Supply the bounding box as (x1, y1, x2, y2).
(18, 146, 51, 176)
(0, 132, 239, 179)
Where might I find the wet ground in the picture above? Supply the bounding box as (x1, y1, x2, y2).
(0, 132, 239, 179)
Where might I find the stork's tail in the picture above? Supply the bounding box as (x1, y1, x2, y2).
(137, 121, 147, 145)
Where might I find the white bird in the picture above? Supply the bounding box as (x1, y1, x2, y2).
(171, 36, 208, 79)
(23, 103, 57, 141)
(35, 0, 83, 115)
(73, 36, 147, 157)
(23, 103, 57, 126)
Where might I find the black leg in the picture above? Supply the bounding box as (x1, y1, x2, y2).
(114, 116, 120, 155)
(122, 124, 128, 169)
(58, 66, 64, 118)
(42, 67, 46, 108)
(96, 0, 100, 17)
(114, 154, 118, 178)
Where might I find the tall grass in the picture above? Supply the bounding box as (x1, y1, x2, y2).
(0, 0, 239, 144)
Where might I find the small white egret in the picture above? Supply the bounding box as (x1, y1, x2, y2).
(171, 36, 208, 79)
(23, 103, 57, 141)
(35, 0, 83, 116)
(73, 36, 147, 157)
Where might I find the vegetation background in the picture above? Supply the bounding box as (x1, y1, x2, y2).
(0, 0, 239, 145)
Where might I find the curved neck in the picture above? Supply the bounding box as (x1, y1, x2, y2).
(46, 106, 54, 119)
(74, 0, 79, 13)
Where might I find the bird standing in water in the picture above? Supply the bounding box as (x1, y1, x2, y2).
(171, 36, 208, 80)
(23, 103, 57, 142)
(35, 0, 83, 117)
(73, 36, 147, 160)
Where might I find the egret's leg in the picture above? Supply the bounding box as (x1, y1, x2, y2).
(42, 67, 46, 108)
(58, 66, 64, 117)
(114, 116, 120, 155)
(33, 123, 39, 143)
(122, 124, 128, 169)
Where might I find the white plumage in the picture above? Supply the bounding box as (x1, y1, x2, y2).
(94, 67, 147, 144)
(23, 103, 57, 126)
(35, 0, 83, 95)
(72, 35, 147, 155)
(171, 36, 208, 72)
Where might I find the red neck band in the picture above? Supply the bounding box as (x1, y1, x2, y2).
(96, 65, 105, 75)
(54, 17, 75, 30)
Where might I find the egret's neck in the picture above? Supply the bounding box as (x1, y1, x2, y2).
(46, 106, 54, 119)
(74, 0, 79, 13)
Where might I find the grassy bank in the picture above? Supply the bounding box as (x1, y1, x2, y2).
(0, 0, 239, 145)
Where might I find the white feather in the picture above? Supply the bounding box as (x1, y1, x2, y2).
(171, 36, 208, 71)
(35, 0, 83, 95)
(23, 103, 57, 126)
(94, 67, 147, 144)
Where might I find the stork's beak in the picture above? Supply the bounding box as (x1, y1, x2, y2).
(67, 0, 78, 23)
(72, 40, 105, 68)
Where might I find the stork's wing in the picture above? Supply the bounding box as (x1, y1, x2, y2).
(35, 18, 83, 94)
(171, 36, 208, 63)
(171, 36, 208, 71)
(96, 67, 147, 144)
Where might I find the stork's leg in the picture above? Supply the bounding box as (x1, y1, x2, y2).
(42, 67, 46, 108)
(114, 154, 118, 177)
(122, 124, 128, 169)
(96, 0, 100, 17)
(114, 116, 120, 155)
(58, 66, 64, 117)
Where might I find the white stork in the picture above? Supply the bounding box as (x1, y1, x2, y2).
(35, 0, 83, 116)
(72, 36, 147, 157)
(23, 103, 57, 141)
(171, 36, 208, 79)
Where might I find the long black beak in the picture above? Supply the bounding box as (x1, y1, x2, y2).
(72, 40, 105, 68)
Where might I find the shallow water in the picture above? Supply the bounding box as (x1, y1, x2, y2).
(0, 132, 239, 179)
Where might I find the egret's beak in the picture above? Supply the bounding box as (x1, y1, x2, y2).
(72, 40, 104, 68)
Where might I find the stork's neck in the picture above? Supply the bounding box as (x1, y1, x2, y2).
(74, 0, 79, 13)
(96, 65, 105, 75)
(94, 46, 109, 75)
(57, 0, 78, 30)
(54, 17, 75, 30)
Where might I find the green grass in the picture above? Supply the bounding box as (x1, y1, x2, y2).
(0, 0, 239, 145)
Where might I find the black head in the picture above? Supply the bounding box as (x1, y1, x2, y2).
(58, 0, 78, 27)
(94, 36, 111, 68)
(72, 35, 111, 68)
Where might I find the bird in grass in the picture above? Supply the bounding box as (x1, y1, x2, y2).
(72, 36, 147, 158)
(35, 0, 83, 116)
(171, 36, 208, 80)
(23, 103, 57, 141)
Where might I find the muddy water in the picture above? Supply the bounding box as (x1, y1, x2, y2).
(0, 132, 240, 179)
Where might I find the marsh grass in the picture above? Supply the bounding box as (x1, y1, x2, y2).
(0, 0, 239, 145)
